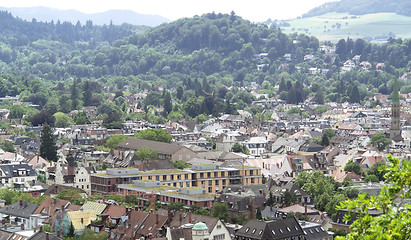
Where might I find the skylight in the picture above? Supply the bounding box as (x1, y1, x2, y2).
(252, 229, 256, 234)
(245, 227, 250, 232)
(271, 230, 275, 235)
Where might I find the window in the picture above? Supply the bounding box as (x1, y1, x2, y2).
(208, 180, 212, 185)
(207, 172, 211, 178)
(208, 187, 212, 193)
(186, 155, 190, 160)
(200, 173, 204, 178)
(156, 176, 159, 181)
(148, 176, 152, 180)
(251, 178, 255, 184)
(213, 234, 225, 240)
(185, 174, 189, 179)
(252, 228, 256, 233)
(214, 172, 218, 178)
(215, 180, 219, 185)
(222, 179, 226, 185)
(178, 155, 182, 160)
(249, 170, 253, 176)
(163, 175, 167, 181)
(221, 172, 225, 177)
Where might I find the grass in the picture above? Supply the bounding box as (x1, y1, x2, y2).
(279, 12, 411, 42)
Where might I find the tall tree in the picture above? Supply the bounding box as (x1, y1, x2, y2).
(349, 85, 360, 103)
(70, 80, 79, 110)
(40, 124, 57, 162)
(82, 81, 92, 106)
(163, 91, 172, 115)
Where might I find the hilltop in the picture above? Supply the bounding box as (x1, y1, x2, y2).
(303, 0, 411, 18)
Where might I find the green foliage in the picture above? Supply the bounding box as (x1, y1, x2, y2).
(336, 155, 411, 239)
(171, 160, 190, 169)
(256, 208, 262, 220)
(134, 128, 172, 143)
(169, 202, 185, 211)
(135, 146, 158, 160)
(212, 202, 229, 222)
(40, 124, 57, 162)
(73, 111, 91, 125)
(323, 128, 336, 139)
(364, 174, 379, 183)
(56, 189, 83, 205)
(370, 132, 392, 151)
(0, 141, 15, 153)
(66, 223, 75, 238)
(344, 160, 363, 176)
(24, 131, 36, 138)
(9, 105, 25, 119)
(366, 161, 386, 181)
(194, 208, 211, 216)
(80, 229, 108, 240)
(281, 190, 297, 207)
(321, 134, 330, 146)
(42, 224, 54, 233)
(231, 142, 250, 155)
(0, 188, 46, 205)
(53, 112, 72, 128)
(315, 105, 328, 115)
(105, 135, 128, 149)
(37, 174, 46, 183)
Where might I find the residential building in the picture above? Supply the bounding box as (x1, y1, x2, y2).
(117, 138, 198, 161)
(91, 164, 261, 195)
(0, 201, 46, 230)
(234, 218, 305, 240)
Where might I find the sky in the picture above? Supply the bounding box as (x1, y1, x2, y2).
(0, 0, 338, 22)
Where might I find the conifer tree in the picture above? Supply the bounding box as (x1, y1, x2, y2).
(40, 124, 58, 162)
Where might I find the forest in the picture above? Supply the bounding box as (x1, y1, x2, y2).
(0, 10, 411, 125)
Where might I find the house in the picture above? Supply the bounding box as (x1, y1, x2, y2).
(66, 210, 96, 235)
(43, 184, 87, 198)
(117, 138, 197, 161)
(0, 163, 37, 188)
(331, 208, 382, 232)
(276, 204, 320, 218)
(243, 136, 269, 156)
(234, 218, 305, 240)
(167, 211, 230, 240)
(27, 155, 49, 170)
(110, 210, 168, 239)
(299, 221, 333, 240)
(0, 200, 46, 230)
(216, 191, 266, 222)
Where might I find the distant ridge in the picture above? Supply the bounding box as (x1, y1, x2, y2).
(303, 0, 411, 18)
(0, 6, 170, 26)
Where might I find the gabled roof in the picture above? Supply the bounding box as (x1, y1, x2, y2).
(29, 231, 62, 240)
(44, 184, 87, 196)
(168, 211, 219, 231)
(33, 197, 81, 216)
(118, 138, 186, 155)
(81, 201, 107, 216)
(102, 205, 127, 218)
(0, 201, 38, 219)
(0, 163, 36, 177)
(66, 210, 96, 231)
(235, 218, 304, 240)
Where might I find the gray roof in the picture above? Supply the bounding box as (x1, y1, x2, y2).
(0, 164, 36, 178)
(235, 218, 304, 240)
(118, 138, 184, 155)
(29, 231, 63, 240)
(0, 201, 38, 219)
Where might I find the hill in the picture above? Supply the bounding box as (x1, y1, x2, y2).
(0, 6, 170, 26)
(303, 0, 411, 18)
(277, 12, 411, 42)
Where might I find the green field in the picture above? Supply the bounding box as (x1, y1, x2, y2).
(279, 12, 411, 42)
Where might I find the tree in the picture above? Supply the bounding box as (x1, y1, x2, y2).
(176, 86, 184, 100)
(256, 208, 262, 220)
(231, 142, 249, 154)
(314, 88, 325, 104)
(56, 189, 83, 205)
(135, 146, 158, 161)
(364, 174, 379, 183)
(0, 141, 15, 153)
(194, 209, 211, 216)
(40, 124, 57, 162)
(349, 85, 360, 103)
(102, 113, 123, 129)
(281, 190, 297, 207)
(163, 91, 172, 115)
(70, 80, 79, 110)
(321, 134, 330, 146)
(9, 105, 25, 119)
(66, 223, 75, 238)
(80, 229, 108, 240)
(171, 160, 190, 169)
(105, 135, 128, 149)
(344, 160, 362, 176)
(370, 132, 392, 151)
(73, 111, 91, 125)
(323, 128, 336, 139)
(134, 129, 172, 143)
(83, 81, 92, 106)
(53, 112, 72, 128)
(31, 110, 56, 126)
(337, 155, 411, 239)
(212, 202, 229, 222)
(366, 161, 386, 181)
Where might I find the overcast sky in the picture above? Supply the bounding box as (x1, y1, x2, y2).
(1, 0, 337, 21)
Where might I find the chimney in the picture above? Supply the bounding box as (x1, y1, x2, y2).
(81, 218, 84, 224)
(321, 213, 324, 220)
(21, 223, 24, 230)
(19, 200, 23, 206)
(179, 213, 182, 222)
(53, 198, 57, 205)
(238, 190, 241, 195)
(188, 211, 192, 223)
(34, 227, 36, 233)
(156, 213, 159, 225)
(3, 225, 6, 230)
(46, 232, 49, 240)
